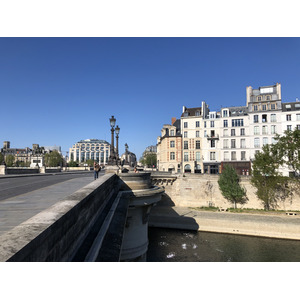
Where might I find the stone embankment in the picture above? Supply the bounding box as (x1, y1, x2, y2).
(149, 205, 300, 240)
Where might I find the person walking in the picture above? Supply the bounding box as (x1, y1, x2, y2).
(94, 162, 100, 180)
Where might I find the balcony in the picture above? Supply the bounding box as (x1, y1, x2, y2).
(206, 134, 219, 140)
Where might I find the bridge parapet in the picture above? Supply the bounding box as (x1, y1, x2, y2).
(151, 172, 178, 186)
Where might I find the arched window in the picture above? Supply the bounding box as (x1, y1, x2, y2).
(184, 164, 191, 173)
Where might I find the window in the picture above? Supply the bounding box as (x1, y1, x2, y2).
(210, 130, 215, 137)
(254, 138, 260, 148)
(297, 125, 300, 130)
(184, 122, 188, 128)
(196, 152, 201, 161)
(241, 151, 246, 161)
(231, 139, 236, 148)
(287, 125, 292, 131)
(223, 110, 228, 117)
(254, 105, 258, 111)
(184, 112, 188, 117)
(195, 110, 200, 116)
(223, 139, 229, 149)
(240, 128, 245, 136)
(170, 130, 175, 136)
(271, 114, 276, 122)
(196, 121, 200, 127)
(223, 120, 228, 127)
(204, 121, 207, 128)
(266, 95, 271, 101)
(224, 151, 229, 161)
(297, 114, 300, 121)
(231, 151, 237, 161)
(204, 130, 207, 137)
(262, 126, 268, 134)
(263, 137, 268, 146)
(240, 139, 246, 148)
(196, 140, 200, 149)
(195, 130, 200, 137)
(271, 125, 276, 134)
(232, 119, 244, 127)
(262, 104, 267, 111)
(210, 121, 215, 127)
(184, 152, 189, 161)
(184, 141, 189, 149)
(287, 114, 291, 121)
(170, 141, 175, 148)
(231, 129, 235, 136)
(271, 104, 276, 110)
(210, 140, 215, 148)
(254, 115, 259, 123)
(262, 114, 267, 123)
(257, 96, 262, 101)
(184, 131, 188, 138)
(170, 152, 175, 160)
(210, 152, 216, 160)
(272, 137, 276, 144)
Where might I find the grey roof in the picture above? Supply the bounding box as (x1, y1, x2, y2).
(181, 107, 202, 117)
(228, 106, 248, 116)
(282, 102, 300, 112)
(77, 139, 109, 144)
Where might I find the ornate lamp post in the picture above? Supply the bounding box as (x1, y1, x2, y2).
(109, 115, 116, 164)
(115, 125, 120, 164)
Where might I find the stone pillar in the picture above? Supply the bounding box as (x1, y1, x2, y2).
(118, 172, 164, 261)
(39, 166, 46, 173)
(0, 165, 7, 175)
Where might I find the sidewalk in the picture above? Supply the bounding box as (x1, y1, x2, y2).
(0, 176, 94, 236)
(149, 205, 300, 240)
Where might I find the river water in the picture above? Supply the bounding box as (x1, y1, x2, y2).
(147, 228, 300, 262)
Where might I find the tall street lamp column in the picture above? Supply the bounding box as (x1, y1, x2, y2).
(115, 125, 120, 164)
(109, 115, 116, 164)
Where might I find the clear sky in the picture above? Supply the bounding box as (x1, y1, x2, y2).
(1, 37, 300, 159)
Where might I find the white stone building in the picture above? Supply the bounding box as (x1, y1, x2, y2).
(157, 83, 300, 175)
(68, 139, 111, 165)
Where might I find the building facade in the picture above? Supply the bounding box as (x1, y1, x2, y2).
(157, 83, 300, 176)
(68, 139, 111, 165)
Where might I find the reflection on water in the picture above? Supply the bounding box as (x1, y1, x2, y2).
(147, 228, 300, 262)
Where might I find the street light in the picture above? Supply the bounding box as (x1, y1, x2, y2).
(115, 125, 120, 164)
(109, 115, 116, 164)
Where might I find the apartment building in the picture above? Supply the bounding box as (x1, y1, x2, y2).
(157, 118, 182, 173)
(157, 83, 300, 175)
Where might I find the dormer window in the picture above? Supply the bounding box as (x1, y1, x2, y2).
(223, 110, 228, 117)
(195, 110, 200, 116)
(266, 95, 271, 101)
(257, 96, 262, 101)
(184, 112, 189, 117)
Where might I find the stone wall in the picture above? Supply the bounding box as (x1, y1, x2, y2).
(0, 173, 119, 262)
(160, 174, 300, 211)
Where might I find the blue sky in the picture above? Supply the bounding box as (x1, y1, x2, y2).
(1, 37, 300, 159)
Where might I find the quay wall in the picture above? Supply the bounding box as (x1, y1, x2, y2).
(158, 174, 300, 211)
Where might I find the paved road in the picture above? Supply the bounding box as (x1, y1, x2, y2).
(0, 171, 104, 236)
(0, 171, 97, 201)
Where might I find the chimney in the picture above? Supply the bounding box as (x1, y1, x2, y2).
(171, 117, 176, 125)
(182, 106, 186, 113)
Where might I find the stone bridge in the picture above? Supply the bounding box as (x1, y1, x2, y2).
(0, 172, 164, 262)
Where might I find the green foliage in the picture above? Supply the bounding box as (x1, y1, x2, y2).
(44, 151, 63, 167)
(68, 160, 78, 167)
(272, 129, 300, 176)
(0, 153, 4, 164)
(218, 165, 247, 209)
(15, 160, 30, 167)
(5, 154, 15, 167)
(251, 144, 292, 210)
(140, 152, 157, 167)
(86, 159, 95, 167)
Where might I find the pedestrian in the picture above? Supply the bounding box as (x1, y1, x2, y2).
(94, 162, 100, 180)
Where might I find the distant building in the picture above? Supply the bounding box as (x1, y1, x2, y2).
(68, 139, 111, 165)
(121, 143, 137, 167)
(44, 145, 62, 153)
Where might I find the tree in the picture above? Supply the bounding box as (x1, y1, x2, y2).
(44, 151, 63, 167)
(0, 153, 4, 164)
(272, 129, 300, 176)
(68, 160, 78, 167)
(251, 144, 291, 210)
(86, 159, 95, 167)
(5, 154, 15, 167)
(140, 152, 157, 168)
(218, 165, 247, 209)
